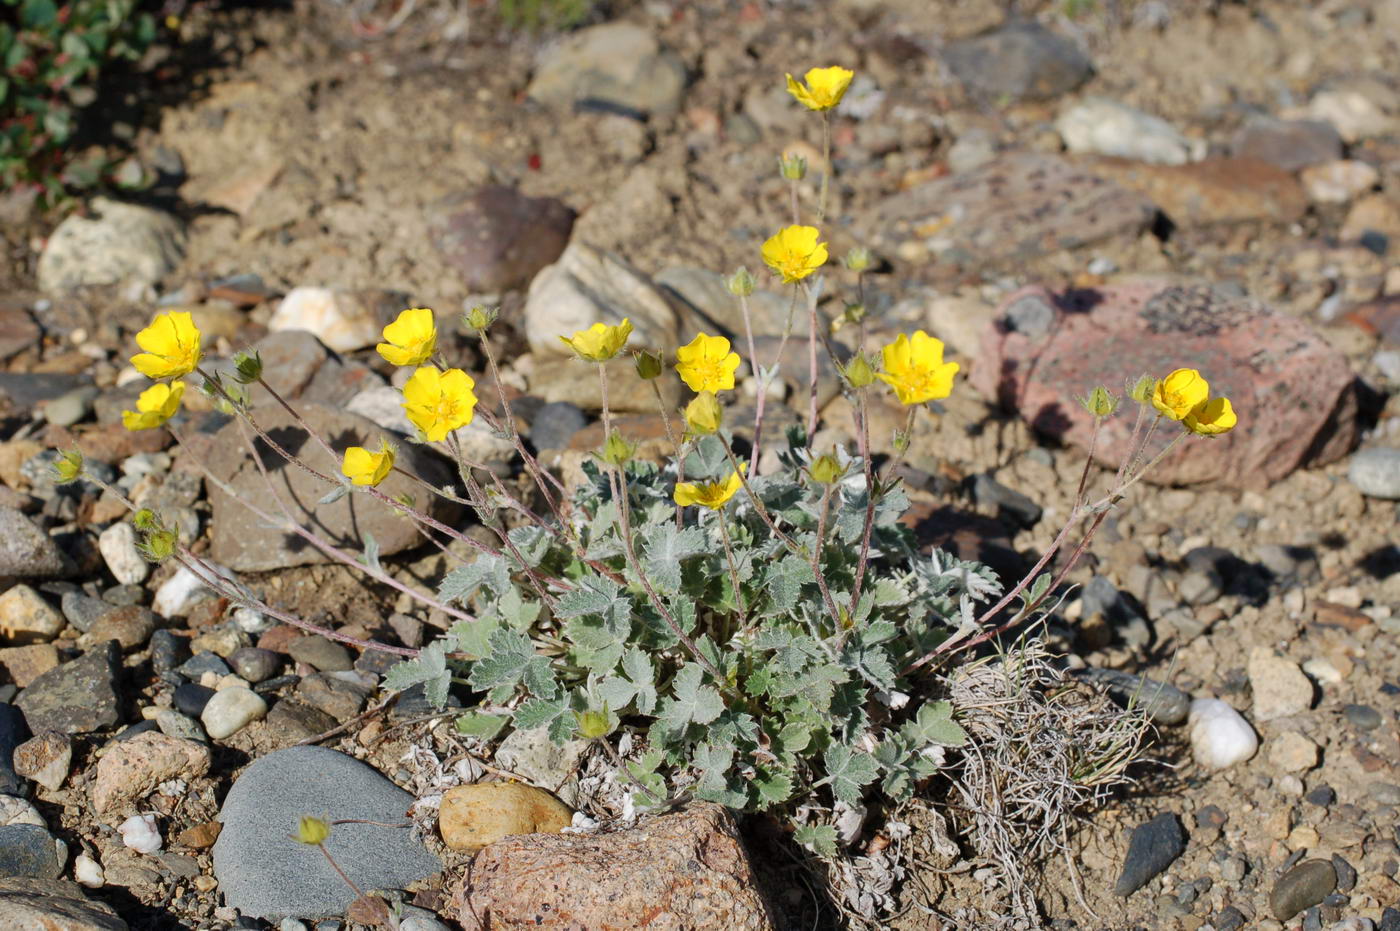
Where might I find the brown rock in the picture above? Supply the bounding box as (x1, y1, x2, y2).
(0, 583, 66, 644)
(1341, 193, 1400, 242)
(439, 783, 574, 852)
(0, 642, 59, 687)
(973, 282, 1358, 488)
(176, 821, 222, 849)
(12, 730, 72, 791)
(91, 731, 212, 819)
(81, 605, 156, 652)
(452, 803, 777, 931)
(1313, 600, 1372, 633)
(429, 185, 576, 292)
(1344, 295, 1400, 347)
(1086, 156, 1307, 226)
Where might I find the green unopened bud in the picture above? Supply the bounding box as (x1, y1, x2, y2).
(52, 449, 84, 485)
(779, 152, 807, 180)
(1079, 385, 1119, 418)
(232, 349, 263, 385)
(843, 353, 877, 389)
(575, 708, 613, 739)
(843, 303, 866, 325)
(684, 391, 723, 436)
(600, 430, 635, 466)
(727, 267, 755, 298)
(633, 349, 664, 381)
(294, 815, 331, 846)
(809, 453, 845, 484)
(1127, 375, 1155, 404)
(132, 508, 160, 532)
(463, 305, 498, 334)
(844, 247, 873, 273)
(137, 528, 178, 563)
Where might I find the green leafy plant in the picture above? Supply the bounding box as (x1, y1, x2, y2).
(495, 0, 593, 31)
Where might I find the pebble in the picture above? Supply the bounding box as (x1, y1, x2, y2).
(101, 584, 146, 607)
(155, 710, 207, 742)
(1254, 543, 1321, 582)
(438, 783, 575, 852)
(0, 876, 126, 926)
(1188, 698, 1259, 770)
(1344, 704, 1383, 731)
(1332, 854, 1357, 892)
(0, 824, 62, 879)
(149, 629, 186, 677)
(0, 795, 44, 828)
(268, 287, 384, 354)
(1306, 89, 1398, 143)
(12, 731, 72, 792)
(1215, 906, 1247, 931)
(942, 21, 1092, 102)
(178, 652, 231, 680)
(286, 635, 353, 672)
(92, 731, 211, 819)
(212, 746, 442, 918)
(190, 626, 248, 658)
(201, 688, 267, 739)
(972, 473, 1042, 528)
(1301, 160, 1379, 205)
(82, 604, 156, 651)
(59, 591, 109, 634)
(1269, 732, 1320, 773)
(174, 683, 217, 717)
(35, 196, 186, 297)
(1178, 568, 1224, 606)
(0, 506, 70, 580)
(528, 401, 588, 452)
(1231, 117, 1343, 172)
(14, 641, 123, 734)
(1369, 782, 1400, 806)
(428, 185, 575, 292)
(1077, 668, 1191, 724)
(1114, 812, 1185, 896)
(0, 584, 66, 644)
(1056, 97, 1193, 164)
(118, 814, 162, 854)
(1348, 448, 1400, 499)
(97, 521, 149, 586)
(228, 647, 281, 683)
(1305, 784, 1336, 807)
(1080, 575, 1152, 648)
(1271, 859, 1338, 921)
(74, 852, 105, 887)
(0, 642, 57, 689)
(1248, 647, 1314, 721)
(42, 386, 97, 427)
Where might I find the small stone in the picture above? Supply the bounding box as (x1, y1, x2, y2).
(97, 522, 147, 586)
(12, 731, 71, 791)
(59, 591, 109, 633)
(269, 288, 394, 355)
(943, 21, 1092, 103)
(0, 824, 61, 879)
(526, 22, 686, 117)
(527, 402, 588, 452)
(1349, 448, 1400, 499)
(1307, 89, 1398, 143)
(0, 795, 44, 828)
(36, 197, 185, 297)
(118, 814, 162, 854)
(294, 673, 371, 722)
(1114, 812, 1186, 897)
(1057, 97, 1192, 164)
(153, 563, 234, 618)
(101, 584, 145, 608)
(428, 186, 575, 293)
(92, 730, 211, 819)
(1271, 859, 1338, 921)
(74, 853, 104, 888)
(177, 652, 230, 679)
(0, 877, 125, 927)
(1077, 668, 1190, 725)
(1248, 647, 1315, 721)
(0, 705, 29, 795)
(0, 584, 65, 644)
(1269, 732, 1320, 773)
(173, 683, 216, 717)
(42, 386, 97, 428)
(972, 473, 1042, 528)
(14, 641, 122, 734)
(287, 636, 353, 672)
(189, 625, 248, 658)
(1344, 704, 1383, 731)
(1178, 568, 1224, 606)
(1231, 117, 1344, 172)
(1332, 854, 1357, 892)
(438, 783, 574, 852)
(200, 687, 267, 739)
(0, 643, 59, 687)
(1188, 698, 1259, 770)
(228, 647, 280, 683)
(1080, 575, 1152, 648)
(1301, 160, 1379, 205)
(0, 506, 70, 583)
(154, 710, 206, 742)
(176, 821, 221, 849)
(149, 629, 185, 677)
(1305, 785, 1336, 807)
(1369, 782, 1400, 806)
(1254, 543, 1321, 583)
(82, 605, 155, 651)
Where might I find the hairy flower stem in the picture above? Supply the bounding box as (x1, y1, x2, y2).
(804, 281, 820, 442)
(880, 405, 919, 484)
(316, 844, 392, 928)
(811, 484, 844, 632)
(818, 112, 831, 222)
(719, 438, 800, 555)
(473, 336, 566, 520)
(849, 389, 877, 609)
(716, 511, 748, 631)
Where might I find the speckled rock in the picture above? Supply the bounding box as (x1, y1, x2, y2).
(452, 803, 777, 930)
(0, 876, 127, 930)
(14, 641, 122, 734)
(36, 197, 185, 297)
(1271, 859, 1337, 921)
(438, 783, 574, 852)
(0, 506, 70, 583)
(91, 731, 211, 819)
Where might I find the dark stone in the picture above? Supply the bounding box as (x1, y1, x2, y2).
(1076, 668, 1190, 725)
(1270, 859, 1337, 921)
(1231, 118, 1343, 173)
(295, 673, 371, 722)
(1360, 230, 1389, 257)
(528, 401, 588, 451)
(228, 648, 281, 683)
(1214, 906, 1246, 931)
(0, 373, 91, 416)
(14, 641, 122, 734)
(353, 649, 400, 678)
(0, 703, 30, 795)
(253, 675, 301, 694)
(115, 719, 159, 741)
(0, 825, 61, 879)
(286, 636, 353, 673)
(393, 681, 463, 718)
(1114, 812, 1186, 897)
(1305, 784, 1336, 807)
(0, 506, 71, 583)
(1081, 575, 1152, 647)
(177, 653, 230, 680)
(428, 185, 576, 292)
(101, 584, 146, 607)
(263, 699, 337, 745)
(1343, 704, 1383, 731)
(943, 22, 1092, 103)
(971, 473, 1043, 528)
(149, 629, 186, 678)
(173, 683, 216, 717)
(1379, 906, 1400, 931)
(59, 591, 108, 633)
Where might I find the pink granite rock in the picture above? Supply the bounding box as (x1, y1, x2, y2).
(452, 803, 777, 931)
(971, 281, 1358, 488)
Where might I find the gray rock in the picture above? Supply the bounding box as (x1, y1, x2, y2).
(1254, 543, 1320, 583)
(1231, 117, 1343, 172)
(0, 506, 71, 583)
(60, 591, 110, 633)
(155, 710, 207, 742)
(1077, 668, 1190, 725)
(211, 746, 442, 918)
(0, 876, 127, 930)
(246, 329, 331, 401)
(177, 652, 230, 680)
(228, 647, 281, 683)
(36, 197, 186, 297)
(294, 673, 371, 722)
(1332, 853, 1357, 892)
(0, 824, 61, 879)
(14, 641, 122, 734)
(527, 22, 686, 117)
(0, 703, 29, 795)
(204, 403, 459, 571)
(149, 629, 185, 677)
(1177, 568, 1223, 606)
(528, 402, 588, 452)
(428, 185, 575, 292)
(655, 266, 798, 341)
(1271, 859, 1337, 921)
(1081, 575, 1152, 647)
(1002, 292, 1056, 341)
(287, 636, 353, 672)
(1113, 813, 1185, 896)
(1344, 704, 1383, 731)
(972, 473, 1042, 528)
(43, 386, 98, 428)
(943, 22, 1092, 103)
(1348, 447, 1400, 499)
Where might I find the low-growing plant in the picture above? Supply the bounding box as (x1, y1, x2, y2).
(58, 60, 1240, 917)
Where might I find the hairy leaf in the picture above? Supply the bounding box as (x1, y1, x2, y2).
(823, 744, 878, 806)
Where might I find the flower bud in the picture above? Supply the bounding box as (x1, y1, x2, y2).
(137, 527, 178, 563)
(633, 349, 664, 381)
(843, 247, 873, 272)
(779, 152, 807, 180)
(809, 453, 845, 484)
(727, 267, 755, 297)
(600, 430, 636, 466)
(575, 708, 613, 740)
(232, 349, 263, 385)
(463, 305, 498, 334)
(843, 353, 876, 389)
(1127, 375, 1155, 404)
(132, 508, 160, 532)
(684, 391, 723, 436)
(843, 302, 866, 325)
(1079, 385, 1119, 418)
(294, 815, 331, 846)
(52, 449, 84, 485)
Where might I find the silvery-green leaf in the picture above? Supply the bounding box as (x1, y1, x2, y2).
(454, 711, 509, 739)
(793, 824, 838, 857)
(318, 483, 351, 505)
(823, 744, 878, 806)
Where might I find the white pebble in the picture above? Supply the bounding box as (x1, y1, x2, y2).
(201, 687, 268, 739)
(74, 852, 105, 887)
(1188, 698, 1259, 770)
(98, 522, 150, 585)
(118, 814, 163, 854)
(398, 917, 452, 931)
(153, 562, 238, 618)
(0, 795, 45, 828)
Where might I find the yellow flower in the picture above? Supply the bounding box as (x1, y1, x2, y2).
(294, 815, 331, 846)
(131, 311, 202, 380)
(761, 225, 828, 284)
(402, 365, 478, 442)
(341, 438, 396, 487)
(1151, 368, 1211, 421)
(673, 469, 743, 510)
(377, 308, 438, 367)
(684, 391, 723, 436)
(876, 331, 959, 405)
(121, 381, 185, 431)
(560, 318, 633, 363)
(1185, 396, 1238, 436)
(675, 333, 741, 393)
(785, 66, 855, 112)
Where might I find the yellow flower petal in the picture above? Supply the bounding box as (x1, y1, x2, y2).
(131, 312, 202, 380)
(684, 391, 723, 436)
(761, 225, 828, 284)
(1152, 368, 1211, 421)
(1185, 396, 1238, 436)
(560, 318, 633, 363)
(675, 333, 741, 393)
(121, 381, 185, 431)
(672, 469, 743, 510)
(341, 437, 396, 486)
(876, 331, 959, 405)
(402, 365, 477, 442)
(785, 66, 855, 111)
(377, 308, 438, 367)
